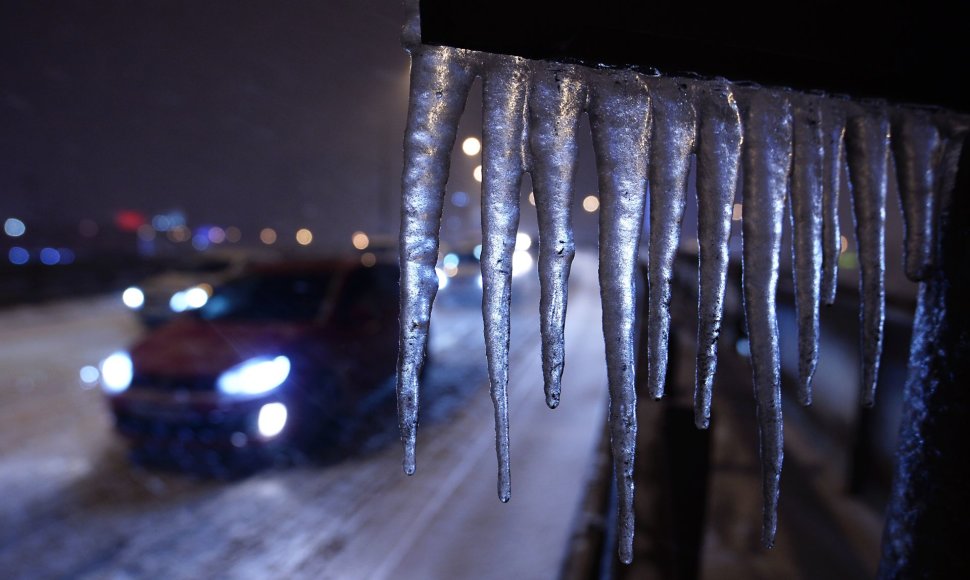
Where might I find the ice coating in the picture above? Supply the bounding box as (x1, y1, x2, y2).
(736, 87, 792, 548)
(789, 94, 824, 405)
(693, 79, 742, 429)
(528, 62, 585, 409)
(481, 53, 530, 502)
(845, 104, 890, 408)
(587, 68, 651, 564)
(396, 6, 968, 562)
(646, 78, 695, 401)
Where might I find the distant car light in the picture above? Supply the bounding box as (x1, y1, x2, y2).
(515, 232, 532, 251)
(435, 267, 448, 290)
(169, 291, 189, 312)
(184, 286, 209, 309)
(257, 402, 288, 438)
(100, 351, 133, 393)
(217, 356, 291, 397)
(122, 287, 145, 309)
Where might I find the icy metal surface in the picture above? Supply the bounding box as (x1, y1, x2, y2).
(396, 4, 969, 563)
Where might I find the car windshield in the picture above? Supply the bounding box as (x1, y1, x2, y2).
(198, 271, 336, 322)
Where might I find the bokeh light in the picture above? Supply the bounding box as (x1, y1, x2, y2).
(226, 226, 242, 243)
(137, 224, 156, 241)
(733, 203, 743, 221)
(582, 195, 600, 212)
(9, 247, 29, 265)
(296, 228, 313, 246)
(462, 137, 481, 156)
(473, 165, 483, 183)
(4, 217, 26, 237)
(208, 226, 226, 244)
(260, 228, 277, 245)
(39, 248, 60, 265)
(361, 252, 377, 267)
(352, 231, 370, 250)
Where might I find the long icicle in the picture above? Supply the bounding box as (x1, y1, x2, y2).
(481, 54, 529, 502)
(693, 80, 742, 429)
(397, 46, 478, 475)
(845, 104, 890, 408)
(527, 62, 586, 409)
(737, 87, 792, 548)
(789, 94, 825, 405)
(645, 77, 696, 400)
(820, 98, 847, 305)
(891, 109, 943, 282)
(587, 68, 651, 565)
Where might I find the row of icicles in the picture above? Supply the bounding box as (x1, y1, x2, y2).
(394, 43, 968, 564)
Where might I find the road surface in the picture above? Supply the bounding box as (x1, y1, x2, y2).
(0, 254, 608, 580)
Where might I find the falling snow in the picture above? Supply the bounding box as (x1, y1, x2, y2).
(395, 2, 969, 564)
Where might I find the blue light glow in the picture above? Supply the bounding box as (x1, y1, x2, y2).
(4, 218, 25, 237)
(39, 248, 60, 265)
(217, 356, 291, 397)
(9, 247, 29, 265)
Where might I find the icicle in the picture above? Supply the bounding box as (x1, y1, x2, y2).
(819, 98, 847, 305)
(645, 78, 696, 400)
(397, 45, 479, 475)
(693, 80, 742, 429)
(736, 87, 792, 549)
(937, 117, 970, 230)
(587, 68, 651, 566)
(527, 62, 587, 409)
(789, 94, 825, 405)
(891, 109, 943, 282)
(480, 54, 530, 502)
(845, 103, 890, 408)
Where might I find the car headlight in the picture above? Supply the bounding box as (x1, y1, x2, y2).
(100, 351, 133, 394)
(217, 356, 291, 397)
(122, 287, 144, 309)
(170, 285, 210, 313)
(257, 402, 288, 438)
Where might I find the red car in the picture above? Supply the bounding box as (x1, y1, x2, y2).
(101, 259, 400, 467)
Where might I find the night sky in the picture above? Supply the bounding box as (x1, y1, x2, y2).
(1, 0, 422, 248)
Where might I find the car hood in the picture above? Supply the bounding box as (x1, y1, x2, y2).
(130, 318, 312, 378)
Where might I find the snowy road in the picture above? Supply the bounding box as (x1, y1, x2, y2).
(0, 254, 607, 580)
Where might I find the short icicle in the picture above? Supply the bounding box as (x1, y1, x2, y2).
(397, 45, 479, 475)
(693, 79, 742, 429)
(527, 62, 587, 409)
(845, 103, 890, 408)
(645, 77, 697, 401)
(789, 94, 825, 405)
(480, 54, 530, 502)
(587, 68, 651, 565)
(819, 98, 847, 305)
(891, 109, 943, 282)
(736, 87, 792, 548)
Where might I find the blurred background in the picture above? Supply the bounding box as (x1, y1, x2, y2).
(1, 1, 916, 579)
